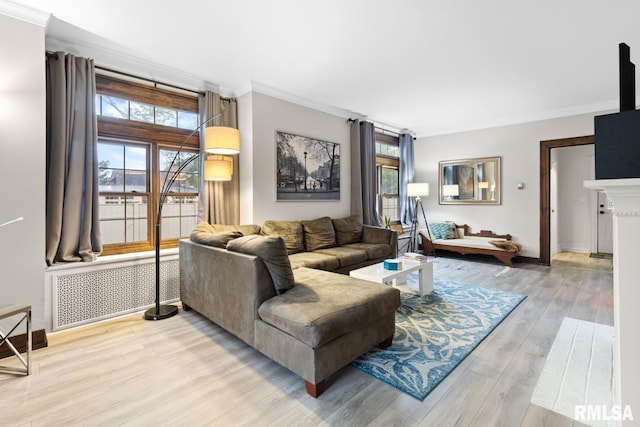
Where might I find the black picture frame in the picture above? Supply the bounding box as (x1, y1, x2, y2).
(275, 131, 340, 201)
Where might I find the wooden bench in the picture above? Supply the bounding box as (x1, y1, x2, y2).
(419, 224, 519, 267)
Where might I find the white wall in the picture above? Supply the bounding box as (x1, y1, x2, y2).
(241, 91, 352, 224)
(0, 13, 46, 330)
(415, 112, 601, 258)
(554, 145, 595, 253)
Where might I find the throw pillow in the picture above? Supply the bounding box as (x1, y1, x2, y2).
(332, 214, 363, 245)
(210, 223, 261, 236)
(302, 216, 337, 251)
(260, 220, 305, 254)
(227, 235, 295, 294)
(429, 222, 454, 240)
(443, 221, 458, 239)
(190, 222, 243, 248)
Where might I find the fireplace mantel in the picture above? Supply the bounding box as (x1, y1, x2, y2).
(584, 178, 640, 420)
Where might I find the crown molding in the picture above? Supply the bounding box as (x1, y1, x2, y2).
(0, 0, 49, 27)
(250, 81, 355, 120)
(249, 81, 410, 135)
(415, 100, 621, 138)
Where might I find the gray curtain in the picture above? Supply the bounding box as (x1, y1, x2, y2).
(349, 120, 363, 216)
(45, 52, 102, 265)
(350, 120, 381, 226)
(399, 133, 415, 225)
(198, 91, 240, 225)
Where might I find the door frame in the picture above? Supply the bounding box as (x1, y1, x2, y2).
(539, 135, 594, 265)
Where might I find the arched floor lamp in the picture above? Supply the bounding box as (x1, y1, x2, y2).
(144, 114, 239, 320)
(407, 182, 434, 255)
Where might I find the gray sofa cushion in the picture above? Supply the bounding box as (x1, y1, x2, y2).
(332, 214, 363, 245)
(227, 235, 295, 294)
(343, 242, 393, 260)
(288, 251, 340, 271)
(302, 216, 337, 251)
(258, 267, 401, 348)
(314, 247, 368, 268)
(261, 220, 305, 254)
(190, 222, 243, 248)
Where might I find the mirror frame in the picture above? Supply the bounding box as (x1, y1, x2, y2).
(438, 156, 501, 205)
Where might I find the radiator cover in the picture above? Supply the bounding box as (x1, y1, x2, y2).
(51, 256, 179, 331)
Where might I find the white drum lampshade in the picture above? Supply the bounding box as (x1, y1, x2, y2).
(407, 182, 430, 198)
(204, 156, 233, 181)
(205, 126, 240, 154)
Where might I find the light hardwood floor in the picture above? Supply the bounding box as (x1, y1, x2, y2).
(0, 253, 612, 426)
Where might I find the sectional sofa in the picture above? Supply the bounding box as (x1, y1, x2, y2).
(180, 215, 401, 397)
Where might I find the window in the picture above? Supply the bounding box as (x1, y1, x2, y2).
(96, 75, 200, 255)
(158, 149, 200, 239)
(379, 165, 399, 221)
(96, 94, 198, 129)
(98, 141, 149, 245)
(375, 133, 400, 222)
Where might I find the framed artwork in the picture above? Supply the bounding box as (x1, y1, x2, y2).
(275, 131, 340, 201)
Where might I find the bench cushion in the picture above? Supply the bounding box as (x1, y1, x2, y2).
(433, 236, 509, 251)
(258, 267, 400, 348)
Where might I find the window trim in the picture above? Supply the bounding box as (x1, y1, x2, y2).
(375, 132, 400, 222)
(96, 75, 199, 256)
(156, 144, 200, 248)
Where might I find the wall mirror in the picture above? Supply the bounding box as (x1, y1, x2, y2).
(439, 156, 501, 204)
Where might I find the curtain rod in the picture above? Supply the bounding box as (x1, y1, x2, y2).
(95, 65, 202, 95)
(347, 118, 415, 140)
(46, 51, 204, 96)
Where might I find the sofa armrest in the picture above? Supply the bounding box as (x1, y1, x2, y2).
(418, 230, 436, 254)
(418, 228, 432, 242)
(179, 239, 276, 346)
(362, 225, 398, 257)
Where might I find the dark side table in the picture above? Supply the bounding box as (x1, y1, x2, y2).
(397, 234, 411, 257)
(0, 304, 31, 375)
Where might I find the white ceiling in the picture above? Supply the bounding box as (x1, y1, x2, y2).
(6, 0, 640, 136)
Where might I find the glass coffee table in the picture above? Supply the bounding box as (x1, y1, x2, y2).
(349, 258, 433, 297)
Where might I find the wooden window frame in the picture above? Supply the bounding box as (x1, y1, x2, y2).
(97, 75, 199, 255)
(375, 133, 400, 221)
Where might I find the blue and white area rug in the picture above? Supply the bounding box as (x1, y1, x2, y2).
(351, 279, 526, 400)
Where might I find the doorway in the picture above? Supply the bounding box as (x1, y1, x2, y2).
(539, 135, 594, 265)
(596, 191, 614, 254)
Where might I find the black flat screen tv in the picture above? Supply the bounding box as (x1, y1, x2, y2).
(594, 43, 639, 179)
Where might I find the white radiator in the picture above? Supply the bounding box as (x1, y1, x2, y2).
(49, 253, 180, 331)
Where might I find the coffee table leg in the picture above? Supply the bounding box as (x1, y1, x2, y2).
(419, 262, 434, 297)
